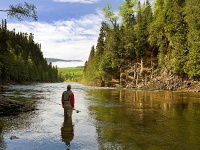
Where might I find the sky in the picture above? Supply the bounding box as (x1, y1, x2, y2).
(0, 0, 153, 67)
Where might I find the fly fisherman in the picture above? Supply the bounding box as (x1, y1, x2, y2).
(61, 85, 75, 119)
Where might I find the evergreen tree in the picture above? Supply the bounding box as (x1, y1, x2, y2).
(119, 0, 136, 62)
(88, 45, 95, 63)
(184, 0, 200, 77)
(164, 0, 187, 75)
(0, 2, 37, 21)
(94, 22, 108, 80)
(95, 22, 107, 58)
(101, 25, 121, 73)
(0, 20, 9, 81)
(83, 0, 200, 85)
(148, 0, 169, 71)
(118, 0, 136, 28)
(135, 1, 146, 58)
(0, 19, 60, 83)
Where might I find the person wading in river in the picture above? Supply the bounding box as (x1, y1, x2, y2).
(61, 85, 75, 118)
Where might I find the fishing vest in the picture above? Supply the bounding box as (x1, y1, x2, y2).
(63, 90, 72, 101)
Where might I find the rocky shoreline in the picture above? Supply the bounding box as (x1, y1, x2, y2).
(0, 77, 199, 117)
(143, 75, 200, 92)
(0, 95, 35, 116)
(102, 73, 200, 93)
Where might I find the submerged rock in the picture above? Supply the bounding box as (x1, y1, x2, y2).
(0, 95, 34, 116)
(10, 136, 19, 140)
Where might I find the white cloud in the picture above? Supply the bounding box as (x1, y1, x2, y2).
(53, 0, 99, 4)
(7, 9, 104, 67)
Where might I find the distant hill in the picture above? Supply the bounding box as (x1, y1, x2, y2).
(46, 58, 82, 63)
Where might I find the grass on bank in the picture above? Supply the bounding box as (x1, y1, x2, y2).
(58, 66, 84, 82)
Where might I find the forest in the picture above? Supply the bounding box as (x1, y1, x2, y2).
(0, 20, 63, 84)
(82, 0, 200, 88)
(58, 67, 83, 82)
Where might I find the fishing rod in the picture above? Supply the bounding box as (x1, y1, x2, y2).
(73, 108, 81, 113)
(44, 99, 81, 113)
(46, 99, 62, 105)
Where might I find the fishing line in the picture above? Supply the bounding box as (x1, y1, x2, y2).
(42, 99, 81, 113)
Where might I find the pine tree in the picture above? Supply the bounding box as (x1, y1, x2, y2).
(184, 0, 200, 77)
(0, 20, 9, 82)
(118, 0, 136, 28)
(135, 1, 146, 58)
(101, 25, 121, 72)
(134, 1, 153, 73)
(95, 22, 107, 58)
(0, 2, 37, 21)
(0, 19, 60, 83)
(148, 0, 170, 72)
(88, 45, 95, 63)
(164, 0, 187, 75)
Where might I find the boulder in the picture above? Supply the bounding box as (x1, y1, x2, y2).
(0, 95, 34, 116)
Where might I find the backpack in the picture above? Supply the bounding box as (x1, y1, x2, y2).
(63, 90, 72, 101)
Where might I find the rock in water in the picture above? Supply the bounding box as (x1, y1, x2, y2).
(0, 95, 34, 116)
(10, 136, 19, 140)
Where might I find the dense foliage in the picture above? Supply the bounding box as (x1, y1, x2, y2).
(0, 20, 61, 83)
(82, 0, 200, 84)
(58, 67, 83, 82)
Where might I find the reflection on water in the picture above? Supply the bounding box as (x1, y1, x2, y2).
(0, 83, 98, 150)
(0, 83, 200, 150)
(86, 89, 200, 150)
(61, 118, 74, 149)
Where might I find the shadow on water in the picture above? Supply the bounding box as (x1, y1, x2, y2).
(61, 117, 74, 149)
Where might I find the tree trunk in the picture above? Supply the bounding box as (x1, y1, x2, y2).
(140, 57, 144, 74)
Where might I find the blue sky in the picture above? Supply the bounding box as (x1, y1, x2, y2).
(0, 0, 153, 67)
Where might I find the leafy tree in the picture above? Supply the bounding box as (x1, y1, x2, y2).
(102, 4, 118, 27)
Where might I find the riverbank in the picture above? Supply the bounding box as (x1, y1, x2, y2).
(0, 77, 199, 117)
(0, 83, 200, 149)
(0, 95, 35, 116)
(143, 74, 200, 92)
(82, 73, 200, 93)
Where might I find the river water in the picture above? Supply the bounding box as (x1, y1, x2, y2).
(0, 83, 200, 150)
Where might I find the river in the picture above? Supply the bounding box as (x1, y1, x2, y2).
(0, 83, 200, 150)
